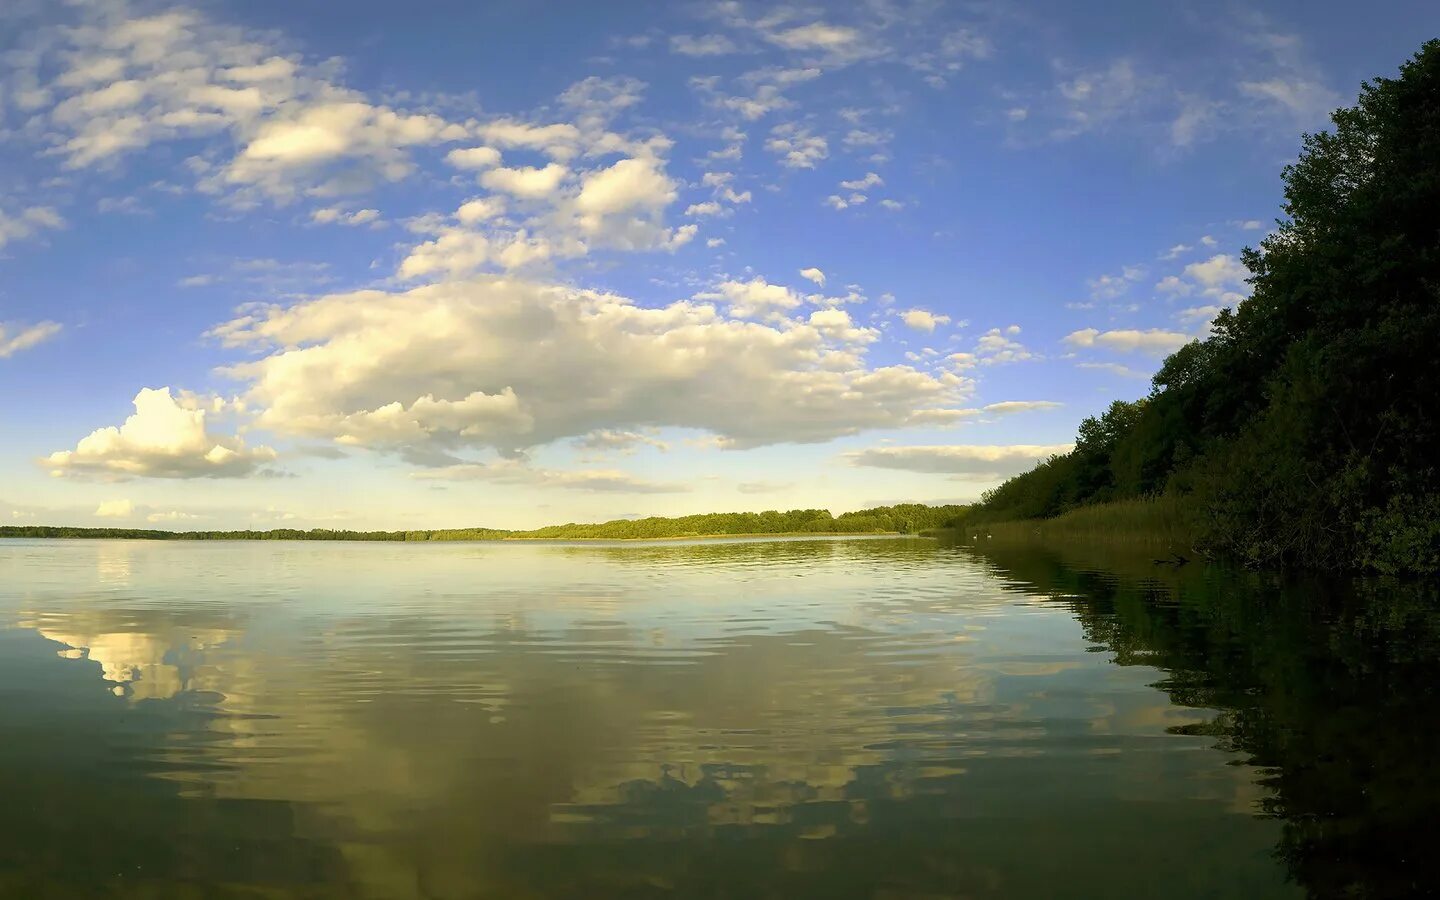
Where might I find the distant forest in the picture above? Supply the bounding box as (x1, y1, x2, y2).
(973, 40, 1440, 574)
(0, 504, 967, 543)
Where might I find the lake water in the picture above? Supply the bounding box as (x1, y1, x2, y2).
(1, 537, 1435, 899)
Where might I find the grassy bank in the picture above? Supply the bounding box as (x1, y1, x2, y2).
(951, 496, 1198, 549)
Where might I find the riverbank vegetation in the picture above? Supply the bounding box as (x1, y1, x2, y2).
(960, 497, 1196, 548)
(0, 503, 967, 543)
(971, 41, 1440, 574)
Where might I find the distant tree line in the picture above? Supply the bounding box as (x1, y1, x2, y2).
(0, 504, 967, 544)
(973, 41, 1440, 573)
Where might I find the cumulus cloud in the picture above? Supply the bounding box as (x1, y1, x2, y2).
(210, 276, 972, 459)
(694, 276, 803, 319)
(1064, 327, 1192, 354)
(444, 146, 503, 170)
(974, 326, 1036, 364)
(0, 320, 63, 358)
(1184, 253, 1249, 290)
(480, 163, 569, 199)
(94, 499, 134, 518)
(397, 149, 685, 279)
(766, 124, 828, 169)
(799, 267, 825, 286)
(13, 6, 469, 203)
(844, 444, 1074, 476)
(839, 172, 883, 191)
(901, 309, 950, 333)
(41, 387, 276, 479)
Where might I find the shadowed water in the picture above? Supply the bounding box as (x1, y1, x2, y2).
(1, 536, 1435, 898)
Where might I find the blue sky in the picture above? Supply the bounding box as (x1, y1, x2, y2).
(1, 0, 1434, 530)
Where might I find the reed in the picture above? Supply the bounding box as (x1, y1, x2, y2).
(959, 496, 1199, 548)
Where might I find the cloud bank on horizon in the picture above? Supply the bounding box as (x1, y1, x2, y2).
(0, 0, 1432, 529)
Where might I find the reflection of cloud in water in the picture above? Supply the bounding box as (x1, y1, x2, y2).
(0, 538, 1294, 897)
(95, 542, 134, 585)
(22, 611, 236, 701)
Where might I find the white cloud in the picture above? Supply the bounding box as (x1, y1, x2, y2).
(455, 197, 505, 225)
(670, 34, 738, 57)
(413, 459, 688, 493)
(982, 401, 1062, 415)
(1239, 77, 1340, 122)
(737, 480, 791, 494)
(0, 205, 66, 250)
(1177, 305, 1223, 328)
(445, 146, 503, 170)
(974, 326, 1036, 364)
(839, 172, 883, 191)
(147, 510, 204, 523)
(18, 7, 469, 203)
(1183, 253, 1248, 290)
(1051, 59, 1148, 140)
(766, 23, 860, 51)
(480, 163, 569, 199)
(1077, 361, 1148, 378)
(766, 125, 828, 169)
(574, 429, 670, 454)
(310, 206, 379, 226)
(42, 388, 276, 479)
(94, 499, 134, 518)
(1160, 243, 1192, 260)
(695, 276, 803, 319)
(1064, 327, 1192, 354)
(1087, 264, 1145, 300)
(685, 201, 724, 217)
(799, 267, 825, 286)
(0, 320, 63, 358)
(210, 276, 972, 458)
(844, 444, 1074, 476)
(398, 149, 684, 279)
(901, 309, 950, 333)
(1155, 275, 1192, 296)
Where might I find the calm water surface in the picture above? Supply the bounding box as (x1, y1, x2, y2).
(1, 537, 1436, 898)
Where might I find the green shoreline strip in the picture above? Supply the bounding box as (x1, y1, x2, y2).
(0, 503, 966, 543)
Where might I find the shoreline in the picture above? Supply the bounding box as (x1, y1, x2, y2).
(0, 530, 924, 545)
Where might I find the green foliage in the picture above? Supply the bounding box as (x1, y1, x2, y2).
(973, 40, 1440, 573)
(0, 504, 968, 543)
(972, 496, 1197, 547)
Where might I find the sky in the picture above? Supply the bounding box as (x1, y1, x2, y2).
(0, 0, 1434, 531)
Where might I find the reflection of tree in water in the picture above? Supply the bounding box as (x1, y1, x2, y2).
(961, 540, 1440, 900)
(1, 538, 1322, 899)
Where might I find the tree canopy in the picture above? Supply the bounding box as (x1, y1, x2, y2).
(975, 40, 1440, 573)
